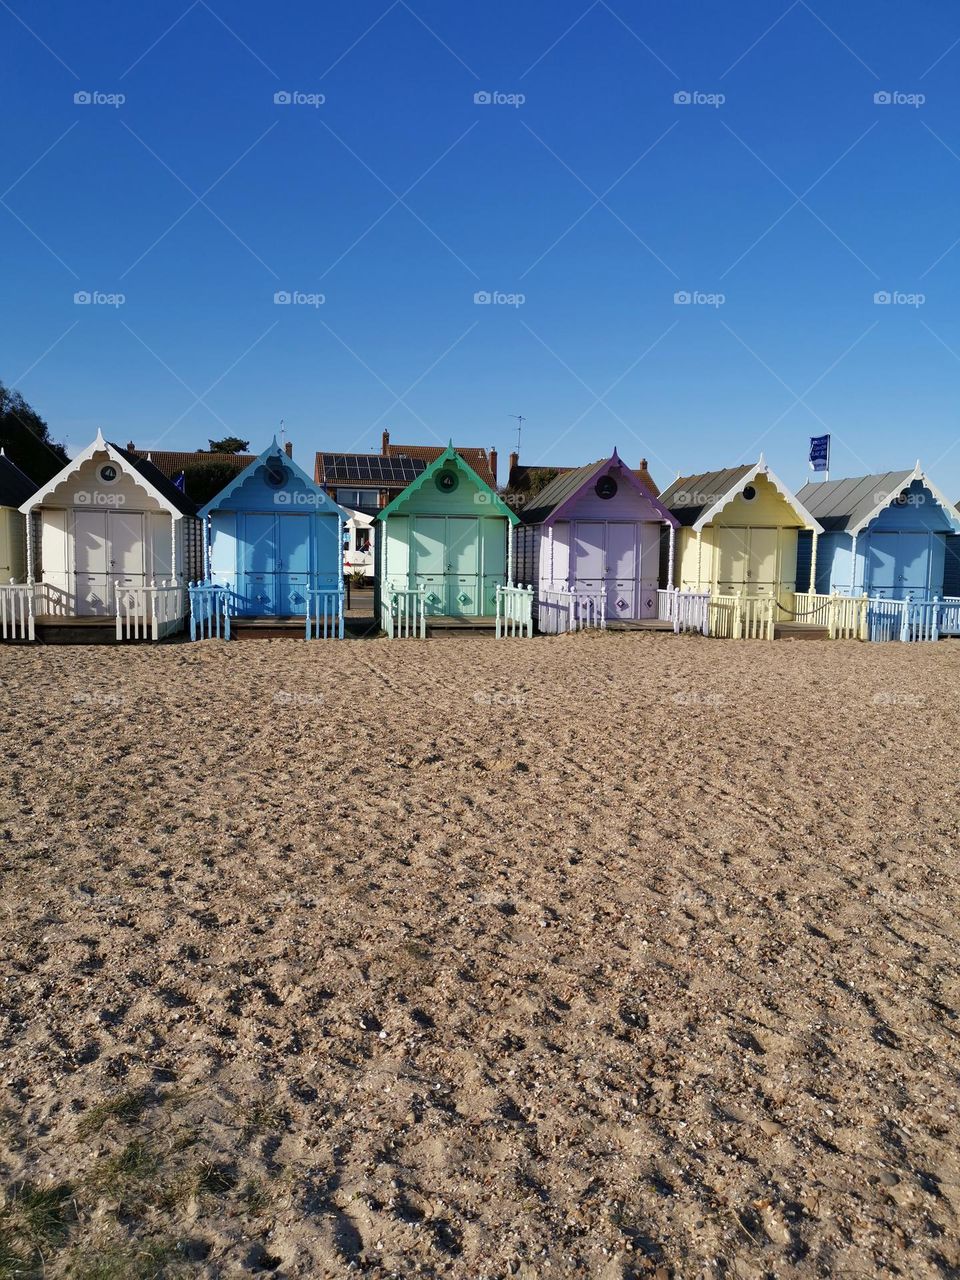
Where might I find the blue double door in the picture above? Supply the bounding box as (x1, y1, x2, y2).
(240, 513, 312, 616)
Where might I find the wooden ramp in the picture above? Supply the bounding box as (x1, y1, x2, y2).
(774, 623, 831, 641)
(33, 616, 175, 645)
(604, 618, 675, 633)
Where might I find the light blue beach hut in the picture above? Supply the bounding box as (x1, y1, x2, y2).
(191, 440, 349, 638)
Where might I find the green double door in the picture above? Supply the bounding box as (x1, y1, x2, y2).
(410, 516, 505, 616)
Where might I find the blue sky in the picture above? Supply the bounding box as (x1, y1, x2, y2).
(3, 0, 960, 491)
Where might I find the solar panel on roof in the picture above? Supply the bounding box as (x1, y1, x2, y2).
(320, 453, 425, 485)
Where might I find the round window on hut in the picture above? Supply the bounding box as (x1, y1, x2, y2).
(741, 484, 757, 502)
(265, 458, 287, 487)
(595, 475, 618, 500)
(435, 469, 459, 493)
(99, 464, 119, 484)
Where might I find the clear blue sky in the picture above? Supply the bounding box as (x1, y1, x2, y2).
(4, 0, 960, 491)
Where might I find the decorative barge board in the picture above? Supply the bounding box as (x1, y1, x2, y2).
(659, 458, 823, 624)
(795, 466, 960, 601)
(513, 450, 677, 630)
(375, 445, 524, 637)
(17, 432, 201, 642)
(195, 440, 349, 639)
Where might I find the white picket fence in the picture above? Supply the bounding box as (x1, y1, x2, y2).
(495, 584, 534, 638)
(538, 588, 606, 634)
(115, 583, 187, 642)
(657, 588, 711, 635)
(710, 592, 776, 641)
(792, 592, 868, 640)
(0, 583, 35, 641)
(384, 586, 426, 639)
(188, 583, 231, 640)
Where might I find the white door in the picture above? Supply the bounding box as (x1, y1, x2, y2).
(572, 522, 604, 595)
(605, 522, 638, 619)
(639, 522, 661, 617)
(109, 512, 145, 588)
(75, 512, 110, 615)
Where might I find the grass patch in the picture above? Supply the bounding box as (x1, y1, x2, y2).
(69, 1238, 178, 1279)
(86, 1140, 162, 1202)
(159, 1159, 235, 1213)
(235, 1100, 287, 1138)
(76, 1089, 152, 1138)
(0, 1180, 75, 1276)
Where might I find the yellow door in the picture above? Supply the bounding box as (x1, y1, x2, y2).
(716, 527, 748, 592)
(747, 528, 778, 595)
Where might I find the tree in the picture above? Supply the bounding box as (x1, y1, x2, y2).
(207, 436, 249, 454)
(180, 460, 249, 506)
(0, 382, 68, 483)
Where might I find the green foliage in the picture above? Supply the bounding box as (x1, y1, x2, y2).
(180, 461, 245, 505)
(207, 436, 249, 454)
(76, 1089, 152, 1138)
(0, 1179, 75, 1277)
(0, 381, 68, 484)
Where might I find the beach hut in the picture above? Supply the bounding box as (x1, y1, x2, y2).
(796, 466, 960, 600)
(375, 444, 524, 635)
(196, 440, 348, 630)
(343, 508, 375, 581)
(513, 450, 677, 630)
(18, 432, 201, 639)
(0, 450, 37, 582)
(659, 458, 823, 631)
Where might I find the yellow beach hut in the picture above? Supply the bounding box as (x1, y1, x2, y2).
(659, 457, 823, 637)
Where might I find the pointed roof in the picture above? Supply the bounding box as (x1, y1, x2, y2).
(198, 439, 350, 519)
(520, 450, 678, 526)
(377, 444, 520, 524)
(0, 450, 38, 508)
(660, 459, 823, 532)
(20, 431, 197, 517)
(796, 467, 960, 534)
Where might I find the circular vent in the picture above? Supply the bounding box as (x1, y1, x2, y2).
(742, 484, 757, 502)
(435, 468, 459, 493)
(99, 463, 118, 484)
(595, 474, 618, 500)
(264, 458, 287, 487)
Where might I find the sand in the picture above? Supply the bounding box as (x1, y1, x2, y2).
(1, 631, 959, 1278)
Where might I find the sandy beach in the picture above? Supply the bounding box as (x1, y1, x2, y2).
(1, 631, 959, 1278)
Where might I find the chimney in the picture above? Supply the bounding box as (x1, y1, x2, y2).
(508, 449, 519, 474)
(127, 440, 136, 451)
(381, 429, 390, 455)
(489, 447, 498, 484)
(284, 440, 293, 459)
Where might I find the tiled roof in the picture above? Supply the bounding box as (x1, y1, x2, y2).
(795, 472, 915, 532)
(110, 444, 199, 516)
(125, 447, 253, 480)
(659, 465, 756, 526)
(385, 443, 496, 488)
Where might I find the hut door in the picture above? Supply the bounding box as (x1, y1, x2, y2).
(411, 517, 447, 614)
(74, 511, 111, 615)
(242, 514, 279, 615)
(716, 528, 748, 592)
(572, 522, 604, 596)
(448, 517, 480, 616)
(278, 515, 311, 616)
(747, 528, 778, 595)
(605, 522, 638, 619)
(639, 521, 661, 617)
(867, 532, 929, 599)
(108, 512, 146, 593)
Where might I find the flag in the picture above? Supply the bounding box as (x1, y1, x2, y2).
(809, 435, 830, 473)
(174, 471, 186, 492)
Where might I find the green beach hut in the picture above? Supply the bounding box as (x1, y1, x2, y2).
(374, 445, 523, 636)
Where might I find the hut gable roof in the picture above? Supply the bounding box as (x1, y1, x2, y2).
(796, 467, 960, 534)
(385, 442, 496, 488)
(660, 459, 822, 532)
(377, 444, 519, 524)
(520, 450, 678, 527)
(125, 446, 253, 480)
(0, 450, 37, 508)
(198, 439, 349, 519)
(21, 431, 197, 517)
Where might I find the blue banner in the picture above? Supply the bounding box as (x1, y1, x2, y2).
(174, 471, 186, 492)
(809, 435, 830, 472)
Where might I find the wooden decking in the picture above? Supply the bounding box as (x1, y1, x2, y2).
(32, 616, 183, 645)
(605, 618, 675, 632)
(774, 623, 831, 641)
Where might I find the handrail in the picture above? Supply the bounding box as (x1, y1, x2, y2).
(496, 584, 534, 638)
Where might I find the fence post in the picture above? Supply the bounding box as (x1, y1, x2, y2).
(733, 590, 743, 640)
(932, 595, 941, 642)
(899, 597, 910, 644)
